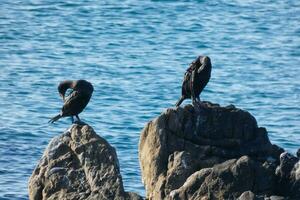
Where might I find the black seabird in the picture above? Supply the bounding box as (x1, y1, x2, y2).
(49, 80, 94, 123)
(175, 56, 212, 107)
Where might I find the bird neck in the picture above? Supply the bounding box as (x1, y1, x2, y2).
(58, 80, 74, 100)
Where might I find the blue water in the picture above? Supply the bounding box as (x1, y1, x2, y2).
(0, 0, 299, 199)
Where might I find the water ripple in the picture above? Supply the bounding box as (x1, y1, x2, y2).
(0, 0, 299, 199)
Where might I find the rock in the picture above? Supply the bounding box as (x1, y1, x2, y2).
(237, 191, 287, 200)
(169, 156, 276, 199)
(238, 191, 255, 200)
(139, 102, 285, 199)
(275, 152, 300, 198)
(237, 191, 263, 200)
(276, 152, 298, 179)
(268, 196, 286, 200)
(28, 124, 142, 200)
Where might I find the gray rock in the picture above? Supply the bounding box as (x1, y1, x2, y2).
(28, 124, 142, 200)
(275, 152, 300, 198)
(276, 152, 298, 179)
(139, 102, 286, 199)
(237, 191, 263, 200)
(237, 192, 287, 200)
(268, 196, 286, 200)
(169, 156, 275, 199)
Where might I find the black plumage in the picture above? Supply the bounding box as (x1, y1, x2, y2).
(175, 56, 212, 107)
(49, 80, 94, 123)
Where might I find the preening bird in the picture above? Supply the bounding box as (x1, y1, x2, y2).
(175, 56, 212, 107)
(49, 80, 94, 123)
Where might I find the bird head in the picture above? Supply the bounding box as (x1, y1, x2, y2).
(58, 80, 73, 101)
(200, 56, 211, 66)
(196, 56, 211, 73)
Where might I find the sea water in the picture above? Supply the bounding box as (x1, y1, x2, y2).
(0, 0, 299, 199)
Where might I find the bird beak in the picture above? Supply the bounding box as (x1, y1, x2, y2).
(60, 93, 65, 102)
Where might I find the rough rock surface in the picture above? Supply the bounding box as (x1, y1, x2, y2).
(237, 191, 262, 200)
(169, 156, 276, 199)
(237, 191, 285, 200)
(139, 102, 300, 199)
(28, 124, 142, 200)
(275, 152, 300, 198)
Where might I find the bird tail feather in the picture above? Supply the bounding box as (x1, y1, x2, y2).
(48, 114, 62, 123)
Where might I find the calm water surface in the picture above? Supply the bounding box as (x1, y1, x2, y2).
(0, 0, 299, 199)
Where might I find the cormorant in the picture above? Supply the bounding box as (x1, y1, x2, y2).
(49, 80, 94, 123)
(175, 56, 212, 107)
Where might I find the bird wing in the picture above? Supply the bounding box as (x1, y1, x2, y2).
(61, 91, 83, 116)
(183, 70, 191, 82)
(197, 64, 205, 73)
(181, 70, 192, 96)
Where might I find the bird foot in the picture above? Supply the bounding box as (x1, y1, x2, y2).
(193, 101, 206, 113)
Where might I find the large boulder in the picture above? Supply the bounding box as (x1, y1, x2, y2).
(28, 124, 142, 200)
(139, 102, 287, 199)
